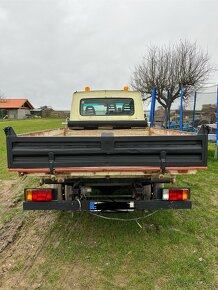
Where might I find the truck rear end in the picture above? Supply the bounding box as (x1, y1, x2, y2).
(4, 89, 208, 212)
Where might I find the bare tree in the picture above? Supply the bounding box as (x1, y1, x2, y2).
(131, 40, 213, 123)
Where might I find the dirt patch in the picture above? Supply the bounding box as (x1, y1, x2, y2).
(0, 177, 30, 227)
(0, 212, 57, 289)
(0, 176, 58, 289)
(0, 179, 17, 200)
(0, 178, 27, 208)
(0, 216, 23, 253)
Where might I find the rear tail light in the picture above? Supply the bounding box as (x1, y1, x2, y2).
(162, 188, 190, 201)
(25, 189, 53, 202)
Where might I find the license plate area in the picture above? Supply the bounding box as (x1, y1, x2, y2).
(90, 201, 134, 212)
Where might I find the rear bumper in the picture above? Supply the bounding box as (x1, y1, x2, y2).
(23, 200, 192, 211)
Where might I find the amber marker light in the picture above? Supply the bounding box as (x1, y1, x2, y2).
(26, 189, 33, 201)
(123, 86, 129, 91)
(85, 86, 91, 91)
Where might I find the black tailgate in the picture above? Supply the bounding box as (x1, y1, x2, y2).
(4, 127, 208, 170)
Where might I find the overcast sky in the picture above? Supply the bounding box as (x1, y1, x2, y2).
(0, 0, 217, 109)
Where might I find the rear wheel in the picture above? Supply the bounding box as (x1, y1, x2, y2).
(152, 183, 164, 199)
(64, 185, 72, 200)
(142, 185, 152, 200)
(52, 184, 63, 200)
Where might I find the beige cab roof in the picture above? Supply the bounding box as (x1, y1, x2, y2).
(70, 90, 145, 121)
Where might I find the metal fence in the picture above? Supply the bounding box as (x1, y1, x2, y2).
(149, 86, 217, 128)
(147, 84, 218, 157)
(182, 85, 217, 132)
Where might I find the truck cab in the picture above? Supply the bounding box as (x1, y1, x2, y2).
(68, 88, 147, 129)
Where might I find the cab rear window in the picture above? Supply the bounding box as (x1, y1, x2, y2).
(80, 98, 134, 116)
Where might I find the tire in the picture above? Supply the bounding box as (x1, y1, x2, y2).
(64, 185, 72, 201)
(52, 184, 63, 200)
(142, 185, 152, 200)
(152, 183, 164, 199)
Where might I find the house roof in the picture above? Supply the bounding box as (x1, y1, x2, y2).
(0, 99, 34, 110)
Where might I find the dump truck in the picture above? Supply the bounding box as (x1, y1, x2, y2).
(4, 87, 208, 212)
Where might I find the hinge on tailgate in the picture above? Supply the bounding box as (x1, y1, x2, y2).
(160, 151, 166, 172)
(197, 124, 210, 135)
(4, 127, 16, 137)
(48, 152, 55, 174)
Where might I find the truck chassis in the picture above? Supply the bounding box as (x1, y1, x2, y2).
(4, 126, 208, 212)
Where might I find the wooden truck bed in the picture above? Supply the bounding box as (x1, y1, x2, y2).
(17, 127, 191, 137)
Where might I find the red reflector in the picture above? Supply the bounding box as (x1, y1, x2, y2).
(169, 189, 189, 201)
(26, 189, 52, 201)
(162, 188, 189, 201)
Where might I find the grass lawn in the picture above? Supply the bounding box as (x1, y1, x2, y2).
(0, 119, 217, 289)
